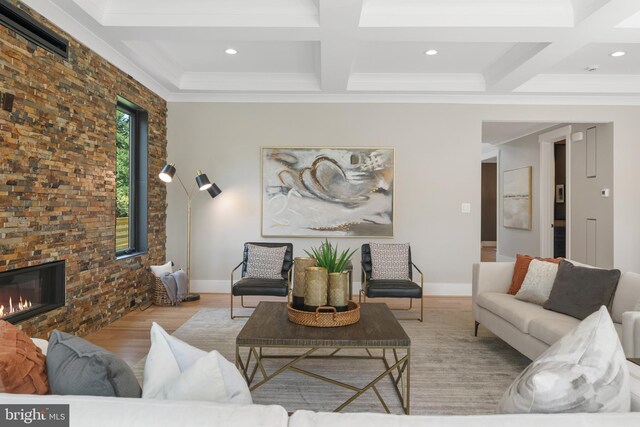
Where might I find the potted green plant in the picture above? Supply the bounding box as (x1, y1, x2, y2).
(305, 240, 357, 312)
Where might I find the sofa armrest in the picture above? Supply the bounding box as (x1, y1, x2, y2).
(472, 262, 515, 297)
(472, 262, 515, 320)
(622, 311, 640, 358)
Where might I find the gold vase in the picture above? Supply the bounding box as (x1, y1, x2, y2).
(304, 267, 328, 312)
(329, 272, 349, 312)
(293, 257, 316, 310)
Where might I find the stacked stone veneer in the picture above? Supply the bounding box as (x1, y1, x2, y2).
(0, 1, 167, 337)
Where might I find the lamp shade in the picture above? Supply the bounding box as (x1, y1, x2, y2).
(207, 183, 222, 199)
(159, 163, 176, 183)
(195, 171, 212, 191)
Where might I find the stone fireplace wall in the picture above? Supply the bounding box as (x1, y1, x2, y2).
(0, 1, 167, 337)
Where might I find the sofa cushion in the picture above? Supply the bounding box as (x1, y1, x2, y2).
(528, 315, 581, 346)
(0, 321, 48, 394)
(497, 306, 630, 414)
(611, 272, 640, 324)
(544, 260, 621, 320)
(476, 293, 549, 333)
(47, 330, 141, 397)
(515, 259, 559, 306)
(509, 254, 562, 295)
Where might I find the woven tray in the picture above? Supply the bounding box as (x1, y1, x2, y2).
(287, 301, 360, 328)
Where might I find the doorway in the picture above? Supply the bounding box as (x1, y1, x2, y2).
(553, 141, 567, 257)
(481, 157, 497, 262)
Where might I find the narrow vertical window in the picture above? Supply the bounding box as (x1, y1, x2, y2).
(115, 97, 148, 257)
(116, 107, 132, 252)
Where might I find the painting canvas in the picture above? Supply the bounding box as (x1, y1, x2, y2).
(262, 147, 394, 237)
(503, 166, 532, 230)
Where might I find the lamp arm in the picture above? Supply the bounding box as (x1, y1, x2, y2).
(174, 173, 190, 197)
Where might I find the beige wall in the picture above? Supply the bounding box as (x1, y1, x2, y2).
(166, 103, 640, 295)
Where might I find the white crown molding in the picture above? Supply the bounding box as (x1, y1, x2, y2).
(516, 74, 640, 94)
(179, 72, 321, 92)
(348, 73, 485, 92)
(22, 0, 171, 100)
(166, 92, 640, 105)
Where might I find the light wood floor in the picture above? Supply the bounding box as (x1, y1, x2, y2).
(84, 294, 471, 366)
(481, 246, 497, 262)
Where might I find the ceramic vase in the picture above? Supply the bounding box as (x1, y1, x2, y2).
(292, 257, 316, 310)
(328, 272, 349, 312)
(304, 267, 328, 312)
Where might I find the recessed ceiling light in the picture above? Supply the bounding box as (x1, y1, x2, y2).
(610, 51, 626, 57)
(424, 49, 438, 56)
(225, 48, 238, 55)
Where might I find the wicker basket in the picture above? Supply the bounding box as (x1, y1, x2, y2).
(153, 275, 177, 306)
(287, 301, 360, 327)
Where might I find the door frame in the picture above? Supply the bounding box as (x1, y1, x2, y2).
(538, 125, 572, 259)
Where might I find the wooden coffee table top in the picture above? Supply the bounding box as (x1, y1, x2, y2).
(236, 302, 410, 348)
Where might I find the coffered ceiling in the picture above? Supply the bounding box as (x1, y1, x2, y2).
(20, 0, 640, 103)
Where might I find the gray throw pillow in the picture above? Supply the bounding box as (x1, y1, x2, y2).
(369, 243, 410, 280)
(46, 330, 141, 397)
(543, 260, 621, 320)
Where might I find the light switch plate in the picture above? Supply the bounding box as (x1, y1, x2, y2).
(461, 203, 471, 213)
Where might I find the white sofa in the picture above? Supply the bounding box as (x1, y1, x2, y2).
(3, 371, 640, 427)
(472, 261, 640, 360)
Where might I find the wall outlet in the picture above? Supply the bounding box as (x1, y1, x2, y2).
(601, 188, 610, 197)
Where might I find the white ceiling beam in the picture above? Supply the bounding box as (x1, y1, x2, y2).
(319, 0, 363, 92)
(486, 0, 640, 92)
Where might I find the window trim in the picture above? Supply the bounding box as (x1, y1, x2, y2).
(115, 97, 148, 259)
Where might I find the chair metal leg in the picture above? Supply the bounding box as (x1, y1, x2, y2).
(420, 296, 424, 322)
(474, 321, 479, 336)
(230, 292, 235, 319)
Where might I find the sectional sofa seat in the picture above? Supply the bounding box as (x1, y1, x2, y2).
(472, 261, 640, 360)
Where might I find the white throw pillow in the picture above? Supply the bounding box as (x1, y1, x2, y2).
(515, 259, 559, 305)
(150, 261, 173, 278)
(142, 322, 252, 404)
(369, 243, 411, 280)
(30, 338, 49, 356)
(497, 306, 630, 413)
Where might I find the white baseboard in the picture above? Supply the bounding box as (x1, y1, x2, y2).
(496, 254, 516, 262)
(481, 241, 497, 247)
(191, 280, 471, 296)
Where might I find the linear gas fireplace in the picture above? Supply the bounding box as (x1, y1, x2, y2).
(0, 261, 65, 324)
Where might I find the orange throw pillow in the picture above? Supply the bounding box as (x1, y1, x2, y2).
(508, 254, 562, 295)
(0, 321, 49, 394)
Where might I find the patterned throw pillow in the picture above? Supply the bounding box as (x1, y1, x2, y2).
(369, 243, 410, 280)
(514, 259, 559, 305)
(508, 254, 562, 295)
(497, 306, 630, 413)
(245, 244, 287, 279)
(0, 321, 49, 394)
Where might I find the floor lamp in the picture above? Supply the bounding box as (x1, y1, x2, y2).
(159, 163, 222, 302)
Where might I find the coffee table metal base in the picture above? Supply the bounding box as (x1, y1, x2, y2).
(235, 345, 410, 414)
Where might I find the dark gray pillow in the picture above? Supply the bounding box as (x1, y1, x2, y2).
(543, 260, 621, 320)
(46, 330, 141, 397)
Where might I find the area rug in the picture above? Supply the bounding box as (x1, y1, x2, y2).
(132, 307, 529, 415)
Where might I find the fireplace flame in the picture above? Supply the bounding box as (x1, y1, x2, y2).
(0, 296, 33, 318)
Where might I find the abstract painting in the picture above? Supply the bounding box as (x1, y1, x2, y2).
(503, 166, 532, 230)
(261, 147, 394, 237)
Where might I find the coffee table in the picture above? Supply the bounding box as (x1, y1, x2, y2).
(235, 301, 411, 414)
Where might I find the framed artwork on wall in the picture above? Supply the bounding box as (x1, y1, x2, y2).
(503, 166, 532, 230)
(261, 147, 394, 237)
